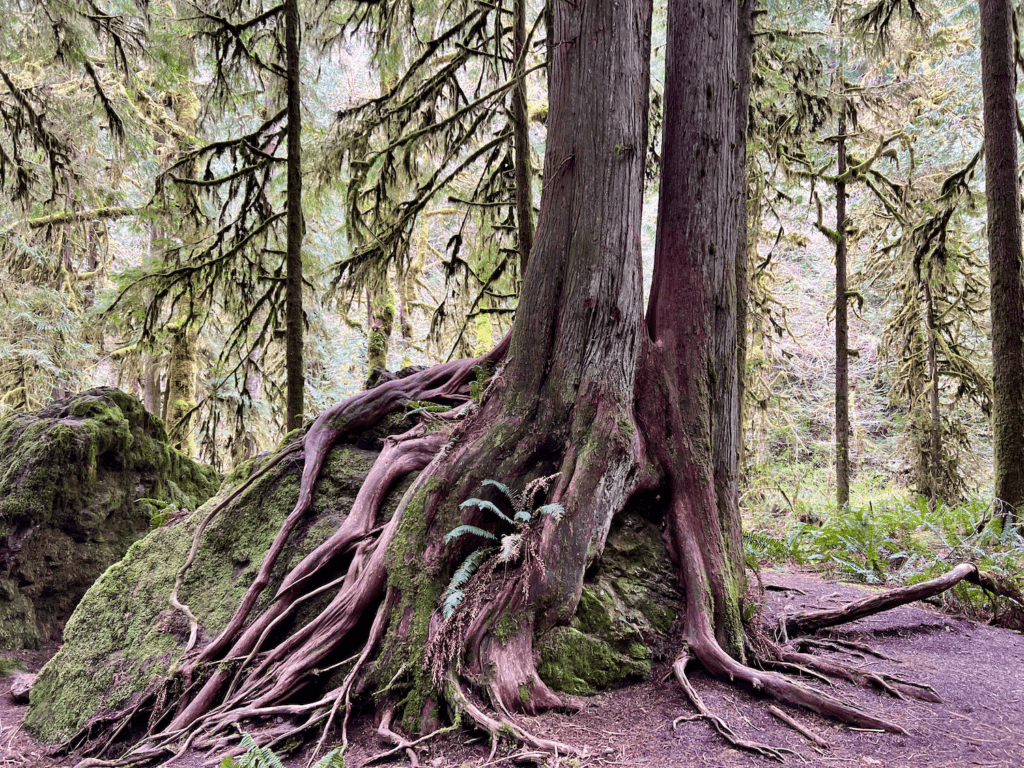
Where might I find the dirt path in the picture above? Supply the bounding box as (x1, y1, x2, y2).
(4, 569, 1024, 767)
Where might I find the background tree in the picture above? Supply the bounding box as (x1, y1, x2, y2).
(980, 0, 1024, 523)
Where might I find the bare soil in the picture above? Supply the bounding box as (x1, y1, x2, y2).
(4, 569, 1023, 768)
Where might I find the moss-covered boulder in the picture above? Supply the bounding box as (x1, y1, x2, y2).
(24, 424, 678, 743)
(537, 509, 679, 695)
(24, 442, 414, 744)
(0, 387, 219, 649)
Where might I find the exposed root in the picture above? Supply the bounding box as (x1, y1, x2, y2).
(775, 646, 942, 704)
(790, 636, 898, 662)
(446, 673, 582, 757)
(672, 654, 793, 762)
(376, 704, 420, 767)
(767, 705, 829, 750)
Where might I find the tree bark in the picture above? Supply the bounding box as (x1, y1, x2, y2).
(366, 281, 396, 387)
(980, 0, 1024, 522)
(834, 0, 851, 509)
(646, 0, 746, 660)
(284, 0, 305, 433)
(734, 0, 756, 478)
(166, 324, 198, 456)
(512, 0, 535, 276)
(923, 281, 943, 506)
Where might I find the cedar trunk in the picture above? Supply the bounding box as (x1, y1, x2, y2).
(980, 0, 1024, 521)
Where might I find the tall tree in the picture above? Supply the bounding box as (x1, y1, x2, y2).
(834, 0, 852, 509)
(980, 0, 1024, 523)
(60, 0, 1024, 763)
(284, 0, 305, 431)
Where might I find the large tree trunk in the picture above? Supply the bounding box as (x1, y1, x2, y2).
(284, 0, 305, 433)
(981, 0, 1024, 523)
(646, 0, 746, 661)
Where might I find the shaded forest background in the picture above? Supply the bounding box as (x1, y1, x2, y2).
(0, 0, 1019, 593)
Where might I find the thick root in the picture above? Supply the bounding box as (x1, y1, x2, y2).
(672, 654, 793, 762)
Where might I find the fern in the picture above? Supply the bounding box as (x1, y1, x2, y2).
(459, 497, 514, 525)
(534, 502, 565, 522)
(223, 737, 345, 767)
(444, 525, 498, 544)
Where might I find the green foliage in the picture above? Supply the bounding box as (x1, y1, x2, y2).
(0, 657, 25, 677)
(140, 497, 180, 531)
(441, 475, 563, 618)
(220, 733, 345, 768)
(745, 495, 1024, 617)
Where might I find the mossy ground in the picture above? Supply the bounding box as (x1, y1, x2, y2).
(24, 443, 408, 744)
(0, 388, 219, 648)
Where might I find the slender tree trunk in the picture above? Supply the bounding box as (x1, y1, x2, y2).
(981, 0, 1024, 523)
(284, 0, 305, 432)
(734, 0, 755, 477)
(923, 282, 943, 506)
(834, 0, 851, 509)
(366, 281, 396, 386)
(512, 0, 535, 276)
(166, 324, 198, 456)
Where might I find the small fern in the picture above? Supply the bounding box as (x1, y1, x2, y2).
(439, 476, 564, 620)
(221, 735, 345, 768)
(444, 525, 498, 545)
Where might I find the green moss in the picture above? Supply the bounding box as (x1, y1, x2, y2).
(537, 626, 649, 696)
(0, 387, 219, 650)
(377, 479, 447, 732)
(0, 657, 26, 677)
(25, 442, 395, 744)
(537, 509, 679, 697)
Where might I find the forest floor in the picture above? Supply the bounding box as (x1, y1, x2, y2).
(3, 568, 1023, 768)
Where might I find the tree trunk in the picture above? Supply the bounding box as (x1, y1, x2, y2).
(734, 0, 756, 477)
(646, 0, 746, 660)
(834, 0, 851, 509)
(923, 281, 943, 506)
(166, 324, 198, 456)
(981, 0, 1024, 523)
(366, 281, 396, 387)
(512, 0, 535, 276)
(284, 0, 305, 433)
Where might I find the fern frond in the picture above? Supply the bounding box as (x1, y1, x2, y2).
(535, 503, 565, 522)
(499, 533, 523, 563)
(513, 510, 532, 525)
(460, 497, 514, 526)
(443, 588, 466, 618)
(480, 479, 519, 507)
(312, 749, 346, 768)
(447, 548, 488, 592)
(444, 525, 498, 544)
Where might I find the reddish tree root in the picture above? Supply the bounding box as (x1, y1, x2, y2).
(767, 705, 829, 750)
(672, 654, 794, 762)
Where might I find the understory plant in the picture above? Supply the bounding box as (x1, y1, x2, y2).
(744, 496, 1024, 624)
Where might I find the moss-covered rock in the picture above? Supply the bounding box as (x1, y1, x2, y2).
(24, 440, 414, 744)
(537, 508, 679, 695)
(0, 388, 219, 650)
